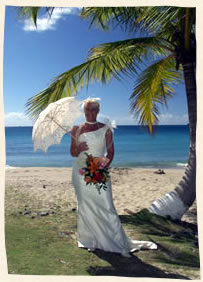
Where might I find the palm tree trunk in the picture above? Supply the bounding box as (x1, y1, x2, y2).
(148, 57, 196, 220)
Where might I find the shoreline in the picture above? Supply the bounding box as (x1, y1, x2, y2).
(5, 165, 187, 170)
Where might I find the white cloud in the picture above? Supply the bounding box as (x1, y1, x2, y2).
(23, 7, 81, 32)
(111, 113, 188, 125)
(112, 116, 138, 126)
(159, 113, 188, 125)
(5, 112, 34, 126)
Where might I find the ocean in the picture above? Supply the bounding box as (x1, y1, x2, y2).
(5, 125, 189, 168)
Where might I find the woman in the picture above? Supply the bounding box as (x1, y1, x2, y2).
(71, 98, 157, 257)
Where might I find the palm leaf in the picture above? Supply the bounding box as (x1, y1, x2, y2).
(130, 55, 184, 133)
(81, 7, 196, 45)
(25, 37, 171, 119)
(81, 7, 125, 30)
(81, 7, 150, 33)
(17, 7, 55, 27)
(136, 7, 184, 33)
(17, 7, 42, 27)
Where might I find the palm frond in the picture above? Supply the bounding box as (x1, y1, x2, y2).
(130, 55, 184, 133)
(81, 7, 196, 42)
(25, 37, 171, 119)
(137, 7, 183, 33)
(17, 7, 42, 26)
(81, 7, 125, 30)
(16, 7, 55, 27)
(81, 7, 149, 33)
(122, 7, 193, 36)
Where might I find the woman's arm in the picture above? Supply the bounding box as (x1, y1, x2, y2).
(104, 128, 114, 168)
(70, 126, 88, 157)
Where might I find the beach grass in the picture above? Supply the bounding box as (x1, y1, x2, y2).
(5, 214, 110, 275)
(5, 185, 200, 278)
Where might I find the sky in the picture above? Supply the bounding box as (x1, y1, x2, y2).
(3, 6, 189, 126)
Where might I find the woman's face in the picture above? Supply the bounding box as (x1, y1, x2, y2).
(84, 102, 99, 122)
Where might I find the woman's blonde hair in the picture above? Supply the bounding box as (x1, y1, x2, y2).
(82, 98, 100, 111)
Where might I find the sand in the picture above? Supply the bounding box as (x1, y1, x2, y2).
(5, 167, 197, 224)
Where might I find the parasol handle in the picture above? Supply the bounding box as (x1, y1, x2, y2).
(50, 118, 76, 140)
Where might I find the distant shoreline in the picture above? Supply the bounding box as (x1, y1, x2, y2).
(5, 165, 186, 170)
(5, 124, 189, 128)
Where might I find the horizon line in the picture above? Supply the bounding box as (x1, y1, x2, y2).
(5, 124, 189, 127)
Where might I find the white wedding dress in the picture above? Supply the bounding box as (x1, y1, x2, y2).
(72, 125, 157, 254)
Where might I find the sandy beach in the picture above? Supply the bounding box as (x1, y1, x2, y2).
(5, 167, 197, 224)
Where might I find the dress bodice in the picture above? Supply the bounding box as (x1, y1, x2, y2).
(78, 125, 108, 158)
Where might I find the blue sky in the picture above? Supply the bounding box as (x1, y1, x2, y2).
(3, 6, 189, 126)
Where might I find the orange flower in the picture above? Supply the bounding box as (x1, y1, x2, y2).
(88, 158, 100, 174)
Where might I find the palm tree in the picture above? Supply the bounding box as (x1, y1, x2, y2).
(17, 7, 196, 220)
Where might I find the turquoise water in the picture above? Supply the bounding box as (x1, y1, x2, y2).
(5, 125, 190, 168)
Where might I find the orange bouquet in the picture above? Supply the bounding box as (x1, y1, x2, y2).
(79, 153, 110, 194)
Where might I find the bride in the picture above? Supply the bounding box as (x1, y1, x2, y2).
(70, 98, 157, 258)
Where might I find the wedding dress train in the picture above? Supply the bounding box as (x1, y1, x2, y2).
(72, 125, 157, 254)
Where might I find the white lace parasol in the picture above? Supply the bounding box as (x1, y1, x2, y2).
(32, 97, 83, 152)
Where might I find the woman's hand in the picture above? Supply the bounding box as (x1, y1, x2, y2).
(77, 141, 89, 154)
(98, 157, 110, 169)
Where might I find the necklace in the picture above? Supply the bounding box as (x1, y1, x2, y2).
(85, 121, 98, 125)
